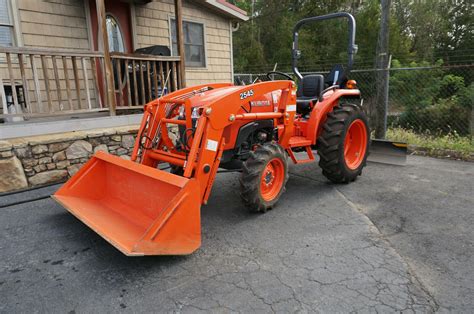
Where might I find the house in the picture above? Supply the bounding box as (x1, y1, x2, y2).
(0, 0, 247, 137)
(0, 0, 247, 193)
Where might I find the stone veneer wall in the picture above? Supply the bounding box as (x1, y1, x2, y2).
(0, 126, 138, 193)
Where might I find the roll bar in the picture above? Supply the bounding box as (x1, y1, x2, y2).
(292, 12, 358, 80)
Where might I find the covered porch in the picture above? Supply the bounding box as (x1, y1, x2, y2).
(0, 0, 187, 127)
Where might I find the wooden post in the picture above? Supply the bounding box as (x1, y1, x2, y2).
(174, 0, 186, 88)
(18, 54, 31, 113)
(6, 53, 21, 115)
(30, 55, 43, 112)
(62, 57, 73, 110)
(96, 0, 116, 115)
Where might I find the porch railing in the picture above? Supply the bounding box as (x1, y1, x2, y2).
(111, 52, 182, 110)
(0, 47, 181, 122)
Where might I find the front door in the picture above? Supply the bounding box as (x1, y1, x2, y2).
(89, 0, 133, 106)
(89, 0, 133, 52)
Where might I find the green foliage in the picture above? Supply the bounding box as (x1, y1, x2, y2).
(232, 21, 266, 72)
(230, 1, 473, 73)
(459, 83, 474, 109)
(390, 60, 444, 111)
(435, 0, 474, 58)
(386, 128, 473, 159)
(389, 61, 473, 135)
(439, 75, 466, 99)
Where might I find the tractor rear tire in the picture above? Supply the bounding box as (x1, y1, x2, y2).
(317, 102, 369, 183)
(240, 143, 289, 213)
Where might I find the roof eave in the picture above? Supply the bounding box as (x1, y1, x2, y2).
(194, 0, 249, 21)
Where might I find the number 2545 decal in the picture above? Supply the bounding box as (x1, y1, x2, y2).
(240, 89, 254, 100)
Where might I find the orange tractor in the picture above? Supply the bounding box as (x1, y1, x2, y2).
(53, 12, 369, 256)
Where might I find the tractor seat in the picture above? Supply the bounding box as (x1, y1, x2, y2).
(296, 74, 324, 114)
(325, 64, 347, 87)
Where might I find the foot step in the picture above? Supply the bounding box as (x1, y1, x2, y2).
(287, 146, 315, 164)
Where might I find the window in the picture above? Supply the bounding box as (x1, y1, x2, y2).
(171, 19, 205, 67)
(106, 14, 125, 53)
(0, 0, 14, 46)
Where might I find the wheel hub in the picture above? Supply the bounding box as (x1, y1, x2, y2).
(260, 158, 285, 201)
(264, 170, 274, 186)
(344, 119, 368, 170)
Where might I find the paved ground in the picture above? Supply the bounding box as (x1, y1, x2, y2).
(0, 156, 472, 313)
(336, 157, 474, 313)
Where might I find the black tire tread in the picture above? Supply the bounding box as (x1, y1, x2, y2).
(317, 101, 369, 183)
(239, 143, 289, 213)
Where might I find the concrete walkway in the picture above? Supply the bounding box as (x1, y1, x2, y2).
(1, 156, 471, 312)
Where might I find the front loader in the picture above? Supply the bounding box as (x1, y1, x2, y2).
(53, 12, 370, 256)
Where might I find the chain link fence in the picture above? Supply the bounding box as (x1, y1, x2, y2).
(235, 64, 474, 139)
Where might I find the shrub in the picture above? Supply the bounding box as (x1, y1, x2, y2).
(389, 60, 473, 135)
(386, 127, 473, 159)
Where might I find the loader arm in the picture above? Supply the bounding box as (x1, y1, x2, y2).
(135, 81, 297, 204)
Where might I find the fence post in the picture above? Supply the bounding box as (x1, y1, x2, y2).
(471, 103, 474, 142)
(375, 0, 391, 139)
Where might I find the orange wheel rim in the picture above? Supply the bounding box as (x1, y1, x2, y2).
(260, 158, 285, 201)
(344, 119, 368, 170)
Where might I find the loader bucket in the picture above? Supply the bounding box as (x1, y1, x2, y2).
(52, 151, 201, 256)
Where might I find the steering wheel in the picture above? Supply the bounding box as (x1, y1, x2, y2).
(266, 71, 294, 81)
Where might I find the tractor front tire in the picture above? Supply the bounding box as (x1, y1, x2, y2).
(317, 102, 370, 183)
(240, 143, 289, 213)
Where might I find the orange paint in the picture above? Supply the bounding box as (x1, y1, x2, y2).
(53, 80, 364, 256)
(344, 119, 368, 170)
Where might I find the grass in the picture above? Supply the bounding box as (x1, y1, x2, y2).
(385, 127, 473, 159)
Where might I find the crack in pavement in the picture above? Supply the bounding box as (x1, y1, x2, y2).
(288, 170, 438, 312)
(334, 186, 440, 312)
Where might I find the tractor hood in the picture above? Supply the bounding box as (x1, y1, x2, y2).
(186, 85, 243, 108)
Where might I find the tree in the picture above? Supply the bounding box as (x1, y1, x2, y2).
(232, 0, 414, 73)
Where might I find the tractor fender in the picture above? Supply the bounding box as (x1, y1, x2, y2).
(307, 89, 361, 145)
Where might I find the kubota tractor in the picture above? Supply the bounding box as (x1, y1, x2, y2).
(53, 12, 369, 256)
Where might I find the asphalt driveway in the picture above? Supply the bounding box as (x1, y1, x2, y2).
(1, 156, 472, 312)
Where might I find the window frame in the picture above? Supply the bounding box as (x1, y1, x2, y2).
(0, 0, 21, 47)
(169, 16, 207, 69)
(105, 13, 126, 53)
